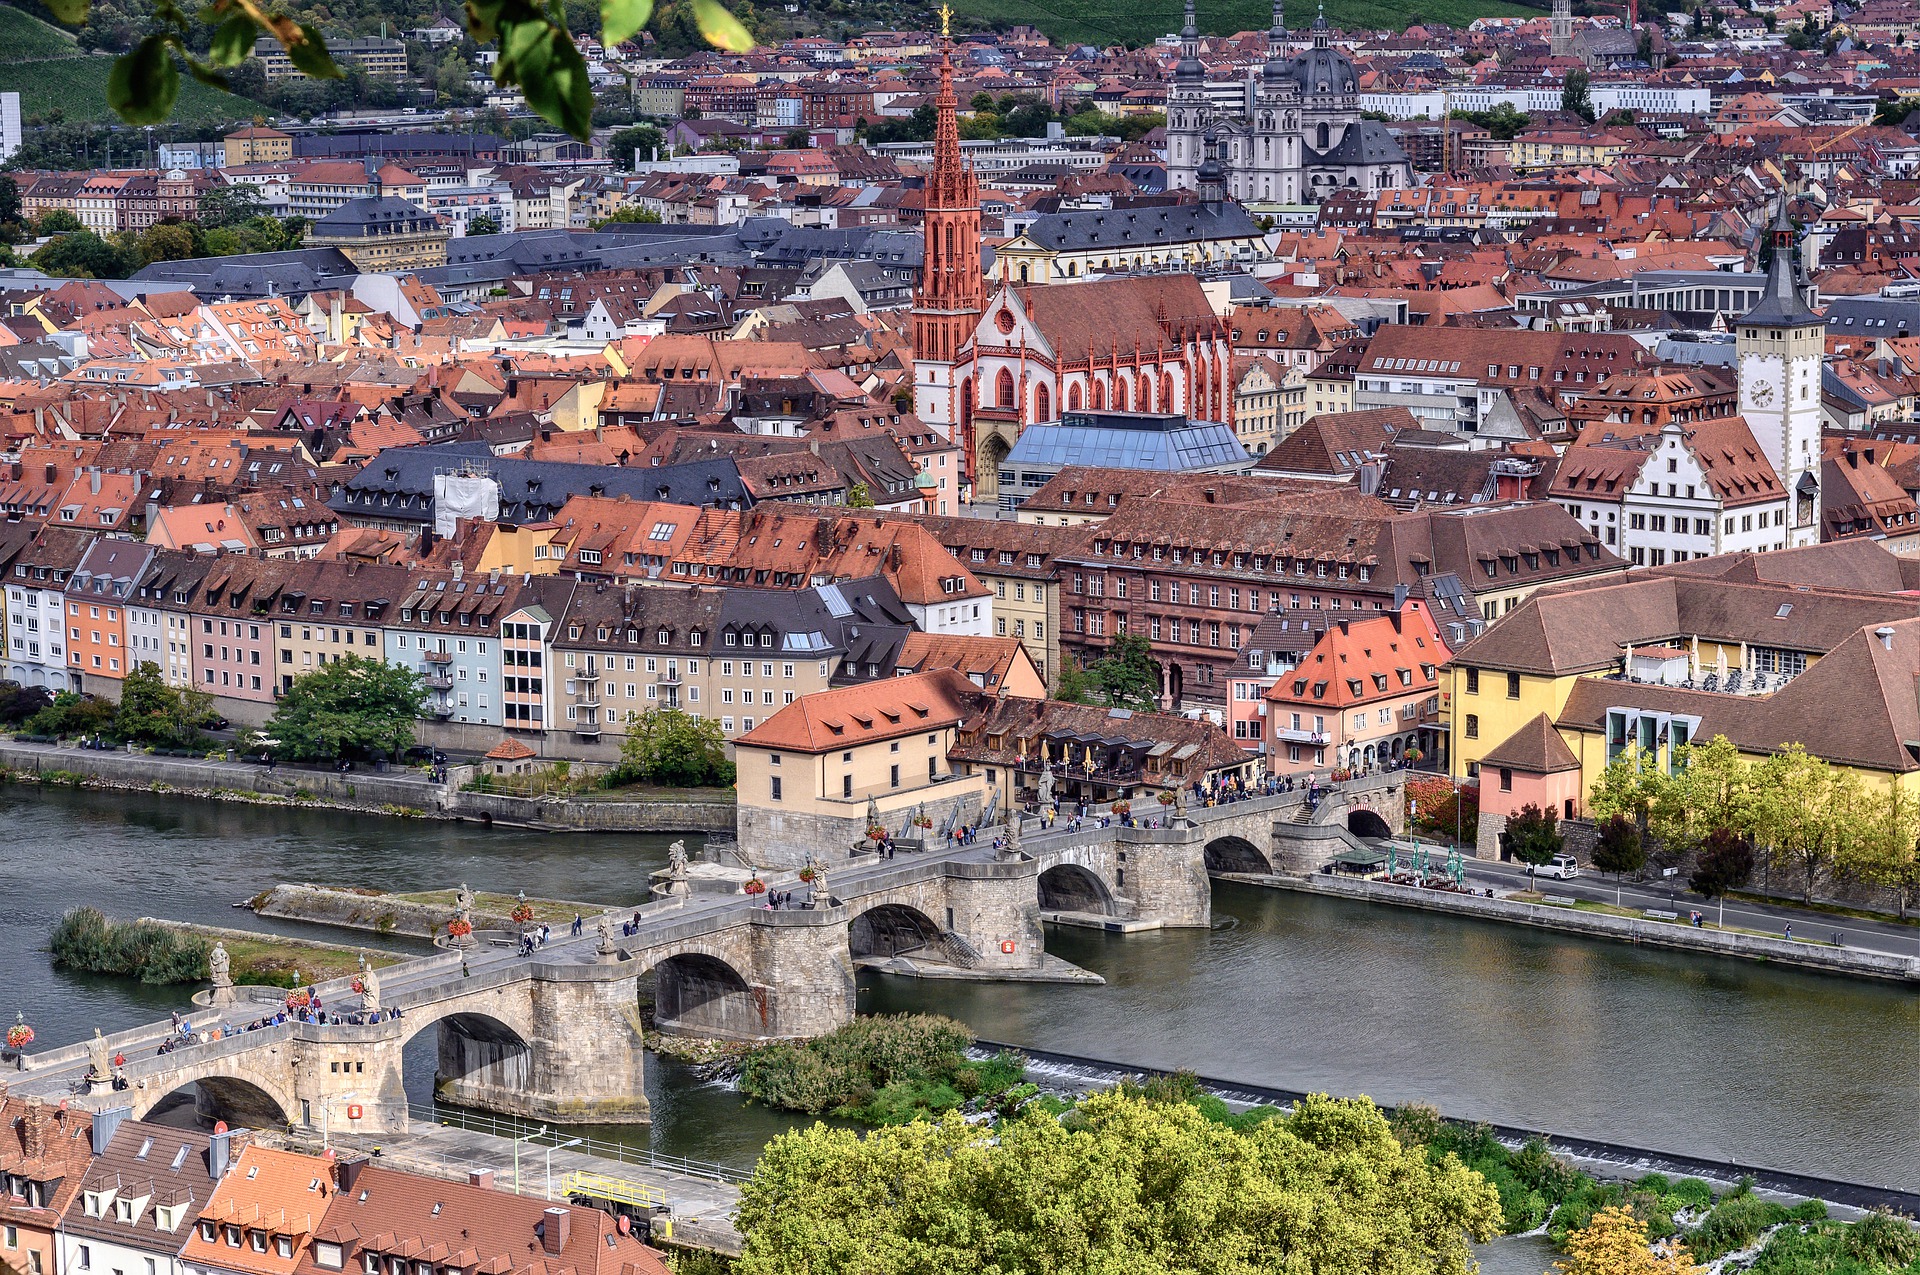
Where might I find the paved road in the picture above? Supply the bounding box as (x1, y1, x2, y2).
(1386, 843, 1920, 958)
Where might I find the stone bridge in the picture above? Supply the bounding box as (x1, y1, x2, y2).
(18, 776, 1406, 1137)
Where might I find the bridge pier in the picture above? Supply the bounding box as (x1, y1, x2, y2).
(523, 971, 651, 1124)
(1114, 824, 1212, 927)
(940, 859, 1046, 970)
(743, 909, 857, 1037)
(291, 1021, 410, 1135)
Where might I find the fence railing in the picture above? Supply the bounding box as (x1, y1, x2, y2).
(405, 1102, 747, 1185)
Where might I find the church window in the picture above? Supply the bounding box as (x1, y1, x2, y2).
(1068, 382, 1083, 411)
(1036, 384, 1051, 421)
(997, 368, 1015, 408)
(1317, 123, 1330, 149)
(1115, 378, 1129, 411)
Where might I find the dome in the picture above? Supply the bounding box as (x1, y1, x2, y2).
(1291, 43, 1356, 97)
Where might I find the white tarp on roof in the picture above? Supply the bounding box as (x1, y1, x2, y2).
(434, 472, 499, 537)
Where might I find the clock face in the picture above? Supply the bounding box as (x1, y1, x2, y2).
(1749, 377, 1776, 408)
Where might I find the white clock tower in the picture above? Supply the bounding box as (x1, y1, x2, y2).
(1736, 199, 1823, 547)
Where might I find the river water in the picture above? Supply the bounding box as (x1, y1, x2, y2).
(6, 787, 1917, 1205)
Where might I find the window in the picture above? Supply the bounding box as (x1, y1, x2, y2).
(1499, 767, 1512, 791)
(770, 776, 782, 801)
(1506, 672, 1520, 699)
(890, 764, 900, 789)
(1465, 668, 1479, 694)
(1465, 714, 1478, 739)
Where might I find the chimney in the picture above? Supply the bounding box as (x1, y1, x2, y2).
(467, 1168, 493, 1190)
(90, 472, 101, 495)
(1877, 625, 1896, 651)
(91, 1105, 131, 1154)
(44, 463, 56, 483)
(22, 1096, 48, 1160)
(336, 1156, 369, 1194)
(209, 1127, 236, 1180)
(539, 1208, 570, 1256)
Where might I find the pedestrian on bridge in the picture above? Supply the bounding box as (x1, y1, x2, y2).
(571, 914, 583, 938)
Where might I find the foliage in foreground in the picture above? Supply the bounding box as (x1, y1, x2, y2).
(1557, 1206, 1696, 1275)
(734, 1089, 1502, 1275)
(736, 1014, 1025, 1124)
(266, 654, 426, 761)
(50, 906, 210, 984)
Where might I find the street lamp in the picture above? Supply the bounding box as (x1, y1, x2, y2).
(511, 1125, 547, 1195)
(545, 1136, 582, 1201)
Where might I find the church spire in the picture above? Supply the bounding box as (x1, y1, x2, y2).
(1176, 0, 1204, 83)
(912, 2, 984, 461)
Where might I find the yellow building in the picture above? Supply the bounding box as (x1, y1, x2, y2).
(1505, 130, 1633, 174)
(1233, 356, 1282, 456)
(224, 125, 293, 166)
(733, 668, 988, 865)
(1447, 551, 1920, 851)
(990, 205, 1268, 286)
(252, 35, 407, 79)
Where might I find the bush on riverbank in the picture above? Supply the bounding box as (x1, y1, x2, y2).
(1744, 1209, 1919, 1274)
(735, 1014, 1027, 1124)
(51, 907, 209, 984)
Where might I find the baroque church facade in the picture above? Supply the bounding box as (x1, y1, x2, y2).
(1165, 0, 1413, 204)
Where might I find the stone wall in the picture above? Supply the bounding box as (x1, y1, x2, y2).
(1279, 873, 1920, 984)
(253, 884, 606, 940)
(449, 789, 735, 832)
(1109, 824, 1211, 928)
(737, 788, 985, 869)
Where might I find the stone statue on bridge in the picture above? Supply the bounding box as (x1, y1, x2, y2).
(86, 1029, 111, 1086)
(358, 959, 381, 1015)
(666, 841, 691, 898)
(810, 864, 829, 909)
(1003, 808, 1021, 860)
(208, 940, 235, 1006)
(454, 883, 474, 925)
(596, 914, 616, 959)
(1037, 758, 1055, 811)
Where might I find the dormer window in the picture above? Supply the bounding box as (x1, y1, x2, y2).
(251, 1231, 268, 1253)
(225, 1225, 242, 1248)
(200, 1221, 217, 1242)
(277, 1237, 294, 1259)
(364, 1252, 381, 1274)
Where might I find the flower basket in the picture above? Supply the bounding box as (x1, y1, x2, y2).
(447, 918, 473, 938)
(797, 867, 818, 883)
(912, 816, 933, 830)
(349, 978, 366, 996)
(5, 1023, 33, 1050)
(1110, 802, 1131, 818)
(510, 903, 536, 924)
(285, 988, 312, 1010)
(866, 825, 887, 841)
(1405, 749, 1423, 763)
(1156, 791, 1177, 806)
(743, 878, 767, 895)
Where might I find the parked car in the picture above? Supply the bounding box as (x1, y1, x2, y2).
(1543, 854, 1580, 880)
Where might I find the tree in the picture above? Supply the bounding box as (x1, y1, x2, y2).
(780, 126, 810, 150)
(1502, 803, 1563, 871)
(608, 122, 664, 167)
(1688, 827, 1755, 928)
(1561, 68, 1596, 123)
(1556, 1205, 1697, 1275)
(1588, 744, 1666, 831)
(34, 210, 83, 235)
(1591, 814, 1645, 907)
(266, 654, 427, 762)
(1846, 782, 1920, 916)
(1747, 744, 1856, 903)
(733, 1090, 1501, 1275)
(25, 690, 114, 740)
(1053, 657, 1095, 705)
(1454, 101, 1529, 140)
(845, 481, 874, 508)
(1082, 632, 1159, 713)
(592, 206, 663, 227)
(136, 221, 198, 265)
(617, 707, 732, 787)
(57, 0, 752, 141)
(197, 182, 268, 229)
(1651, 735, 1752, 859)
(31, 230, 138, 280)
(114, 661, 215, 748)
(466, 214, 500, 236)
(0, 681, 52, 727)
(0, 176, 20, 231)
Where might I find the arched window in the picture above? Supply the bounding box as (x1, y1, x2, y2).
(1317, 123, 1330, 150)
(1036, 383, 1051, 421)
(1092, 379, 1106, 410)
(1115, 377, 1129, 411)
(1162, 373, 1176, 410)
(997, 368, 1015, 408)
(1138, 372, 1153, 411)
(1018, 264, 1030, 282)
(1068, 382, 1083, 411)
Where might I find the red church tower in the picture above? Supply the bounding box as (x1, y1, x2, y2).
(911, 4, 984, 470)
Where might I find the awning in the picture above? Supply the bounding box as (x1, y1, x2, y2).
(1332, 848, 1389, 868)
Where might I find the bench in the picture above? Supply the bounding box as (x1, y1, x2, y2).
(1644, 908, 1680, 921)
(1541, 894, 1577, 906)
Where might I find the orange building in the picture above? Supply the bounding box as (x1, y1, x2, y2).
(65, 540, 154, 693)
(0, 1092, 94, 1275)
(180, 1144, 333, 1275)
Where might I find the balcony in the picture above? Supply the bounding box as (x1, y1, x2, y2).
(429, 700, 455, 718)
(656, 668, 681, 685)
(424, 674, 454, 691)
(572, 720, 602, 737)
(423, 650, 453, 665)
(574, 666, 600, 681)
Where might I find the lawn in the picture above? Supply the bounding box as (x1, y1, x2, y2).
(0, 3, 253, 125)
(215, 933, 404, 987)
(947, 0, 1536, 47)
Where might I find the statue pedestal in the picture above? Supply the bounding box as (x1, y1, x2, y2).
(85, 1075, 112, 1097)
(209, 982, 236, 1008)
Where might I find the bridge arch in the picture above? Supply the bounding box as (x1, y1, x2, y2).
(646, 951, 766, 1041)
(1037, 864, 1116, 915)
(1347, 808, 1392, 840)
(136, 1069, 297, 1131)
(1203, 835, 1272, 875)
(848, 902, 947, 960)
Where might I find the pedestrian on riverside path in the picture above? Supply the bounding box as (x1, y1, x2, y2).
(1784, 922, 1793, 942)
(571, 914, 582, 937)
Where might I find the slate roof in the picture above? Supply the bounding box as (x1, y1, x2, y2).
(1307, 119, 1410, 167)
(1016, 201, 1260, 252)
(330, 442, 751, 526)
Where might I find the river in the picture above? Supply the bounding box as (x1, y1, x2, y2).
(5, 787, 1916, 1217)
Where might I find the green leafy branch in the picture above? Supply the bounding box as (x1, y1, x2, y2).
(82, 0, 752, 140)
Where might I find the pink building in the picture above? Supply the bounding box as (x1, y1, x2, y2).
(1477, 712, 1584, 823)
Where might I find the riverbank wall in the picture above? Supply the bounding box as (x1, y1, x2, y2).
(0, 740, 734, 834)
(1251, 872, 1920, 985)
(252, 885, 608, 941)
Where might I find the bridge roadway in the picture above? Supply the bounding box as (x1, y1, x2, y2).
(17, 776, 1406, 1136)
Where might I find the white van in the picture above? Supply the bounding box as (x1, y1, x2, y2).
(1543, 854, 1580, 880)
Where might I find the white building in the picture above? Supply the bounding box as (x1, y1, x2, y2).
(1359, 83, 1711, 119)
(1736, 202, 1825, 547)
(0, 92, 19, 164)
